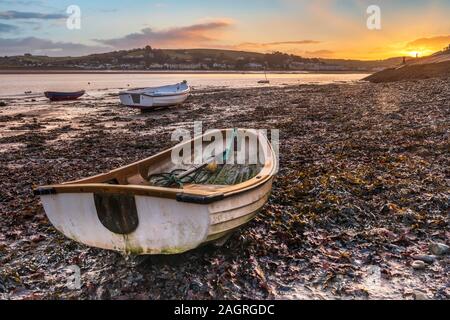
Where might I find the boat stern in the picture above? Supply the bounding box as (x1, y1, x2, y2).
(119, 92, 154, 109)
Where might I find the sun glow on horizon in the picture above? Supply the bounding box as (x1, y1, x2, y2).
(409, 51, 422, 58)
(401, 48, 435, 58)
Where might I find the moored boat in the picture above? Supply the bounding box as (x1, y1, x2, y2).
(258, 71, 270, 84)
(119, 81, 190, 110)
(44, 90, 85, 101)
(34, 129, 277, 255)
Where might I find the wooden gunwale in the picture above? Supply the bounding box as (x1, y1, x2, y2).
(34, 129, 276, 203)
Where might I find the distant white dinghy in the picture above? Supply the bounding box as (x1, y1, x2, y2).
(119, 81, 190, 110)
(34, 129, 278, 255)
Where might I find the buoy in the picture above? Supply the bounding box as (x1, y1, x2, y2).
(206, 161, 218, 173)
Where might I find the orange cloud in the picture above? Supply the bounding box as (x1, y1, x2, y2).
(230, 40, 321, 54)
(95, 19, 233, 49)
(241, 40, 321, 47)
(404, 35, 450, 52)
(304, 50, 335, 58)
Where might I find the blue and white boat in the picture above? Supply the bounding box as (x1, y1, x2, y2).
(119, 81, 190, 110)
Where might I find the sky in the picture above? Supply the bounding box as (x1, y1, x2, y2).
(0, 0, 449, 60)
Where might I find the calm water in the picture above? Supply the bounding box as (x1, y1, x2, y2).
(0, 72, 369, 97)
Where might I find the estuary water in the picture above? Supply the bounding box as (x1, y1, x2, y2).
(0, 72, 369, 97)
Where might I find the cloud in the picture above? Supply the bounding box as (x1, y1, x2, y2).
(266, 40, 320, 46)
(227, 40, 323, 56)
(304, 50, 335, 58)
(405, 35, 450, 51)
(0, 37, 109, 56)
(0, 0, 44, 4)
(235, 40, 320, 50)
(0, 10, 66, 20)
(0, 22, 18, 33)
(94, 20, 233, 49)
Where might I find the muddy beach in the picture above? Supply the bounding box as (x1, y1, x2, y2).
(0, 77, 449, 300)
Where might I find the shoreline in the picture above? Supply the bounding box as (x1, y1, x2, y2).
(0, 69, 371, 75)
(0, 73, 370, 98)
(365, 60, 450, 83)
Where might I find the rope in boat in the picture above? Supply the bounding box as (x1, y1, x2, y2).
(148, 129, 238, 188)
(148, 169, 206, 188)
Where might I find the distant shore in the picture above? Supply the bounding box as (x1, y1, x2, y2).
(0, 69, 370, 75)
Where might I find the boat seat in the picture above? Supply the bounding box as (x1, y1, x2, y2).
(183, 184, 226, 192)
(126, 174, 151, 186)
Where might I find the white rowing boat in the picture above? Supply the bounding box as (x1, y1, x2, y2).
(119, 81, 190, 110)
(34, 129, 277, 255)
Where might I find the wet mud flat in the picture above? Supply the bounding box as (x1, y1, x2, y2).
(0, 77, 449, 300)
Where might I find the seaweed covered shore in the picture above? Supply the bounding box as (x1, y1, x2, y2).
(0, 76, 449, 300)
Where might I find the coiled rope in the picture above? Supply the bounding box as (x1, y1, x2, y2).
(148, 129, 238, 188)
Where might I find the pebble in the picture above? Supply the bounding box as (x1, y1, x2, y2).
(429, 242, 449, 256)
(411, 260, 427, 270)
(411, 254, 437, 264)
(96, 287, 110, 300)
(277, 284, 293, 292)
(413, 291, 428, 300)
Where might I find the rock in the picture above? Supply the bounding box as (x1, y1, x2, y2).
(411, 254, 437, 264)
(277, 284, 293, 292)
(96, 286, 110, 300)
(0, 102, 6, 107)
(30, 234, 46, 243)
(189, 278, 204, 292)
(429, 242, 449, 256)
(411, 260, 427, 270)
(413, 291, 428, 300)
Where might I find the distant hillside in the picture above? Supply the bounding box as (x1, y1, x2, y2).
(320, 57, 404, 71)
(0, 47, 401, 72)
(364, 46, 450, 83)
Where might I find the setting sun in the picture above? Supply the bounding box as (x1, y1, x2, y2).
(405, 49, 436, 58)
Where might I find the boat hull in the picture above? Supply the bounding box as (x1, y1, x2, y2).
(40, 178, 273, 255)
(44, 91, 85, 101)
(119, 92, 189, 110)
(119, 82, 190, 110)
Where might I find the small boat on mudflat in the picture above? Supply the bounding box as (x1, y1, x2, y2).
(34, 129, 277, 255)
(119, 81, 190, 110)
(258, 71, 270, 84)
(44, 90, 85, 101)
